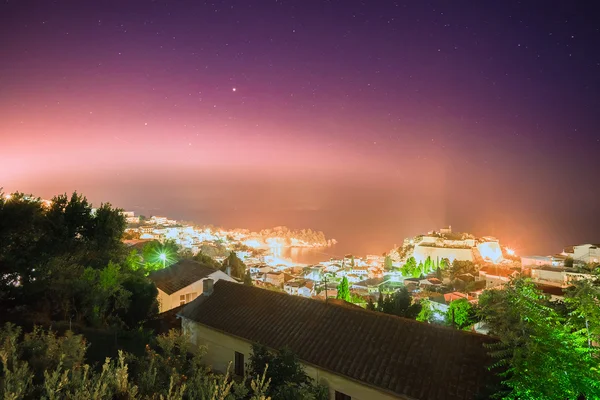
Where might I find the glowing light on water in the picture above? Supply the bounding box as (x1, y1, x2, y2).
(243, 239, 264, 248)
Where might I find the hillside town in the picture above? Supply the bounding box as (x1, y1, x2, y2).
(2, 192, 600, 399)
(124, 212, 600, 332)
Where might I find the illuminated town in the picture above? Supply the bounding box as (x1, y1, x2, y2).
(2, 0, 600, 398)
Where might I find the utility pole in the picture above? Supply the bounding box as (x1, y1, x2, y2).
(322, 275, 329, 304)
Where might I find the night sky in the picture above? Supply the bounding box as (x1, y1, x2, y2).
(1, 0, 599, 256)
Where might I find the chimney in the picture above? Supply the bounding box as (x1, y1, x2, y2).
(203, 278, 214, 296)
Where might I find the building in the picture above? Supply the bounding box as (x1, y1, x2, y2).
(529, 265, 570, 287)
(284, 279, 315, 297)
(179, 280, 496, 400)
(529, 265, 594, 288)
(478, 266, 519, 289)
(520, 255, 566, 268)
(352, 277, 389, 293)
(148, 260, 236, 313)
(562, 244, 600, 265)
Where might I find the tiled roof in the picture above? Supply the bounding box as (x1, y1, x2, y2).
(148, 259, 219, 295)
(354, 277, 389, 287)
(180, 281, 496, 400)
(479, 267, 518, 278)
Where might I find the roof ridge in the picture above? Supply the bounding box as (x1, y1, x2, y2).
(212, 280, 489, 339)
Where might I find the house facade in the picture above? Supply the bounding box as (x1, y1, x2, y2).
(148, 259, 236, 313)
(179, 280, 495, 400)
(563, 244, 600, 264)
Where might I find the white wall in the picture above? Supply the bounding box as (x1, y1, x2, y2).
(413, 246, 473, 264)
(530, 268, 566, 287)
(157, 270, 235, 313)
(573, 245, 600, 263)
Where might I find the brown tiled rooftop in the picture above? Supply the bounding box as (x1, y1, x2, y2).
(179, 280, 496, 400)
(148, 259, 219, 295)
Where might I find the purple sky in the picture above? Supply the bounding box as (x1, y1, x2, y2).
(1, 0, 599, 256)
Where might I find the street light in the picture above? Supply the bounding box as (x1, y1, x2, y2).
(159, 252, 167, 268)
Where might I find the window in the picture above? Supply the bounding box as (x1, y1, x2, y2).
(335, 391, 351, 400)
(180, 292, 199, 306)
(234, 351, 244, 376)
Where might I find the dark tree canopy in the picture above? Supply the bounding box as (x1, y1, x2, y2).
(377, 286, 421, 319)
(248, 344, 328, 400)
(0, 191, 157, 328)
(221, 251, 246, 279)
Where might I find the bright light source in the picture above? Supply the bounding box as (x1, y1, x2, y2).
(506, 248, 516, 256)
(3, 194, 12, 200)
(159, 253, 167, 261)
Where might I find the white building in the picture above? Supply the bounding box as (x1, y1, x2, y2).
(563, 244, 600, 264)
(521, 255, 566, 268)
(148, 259, 236, 313)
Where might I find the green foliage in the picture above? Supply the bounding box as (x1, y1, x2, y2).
(336, 277, 351, 302)
(377, 287, 421, 319)
(248, 344, 327, 400)
(439, 258, 448, 270)
(415, 262, 424, 278)
(199, 242, 230, 258)
(222, 251, 247, 279)
(564, 279, 600, 348)
(445, 299, 476, 330)
(366, 297, 376, 311)
(401, 256, 420, 278)
(0, 325, 280, 400)
(243, 270, 254, 286)
(141, 240, 180, 272)
(416, 299, 435, 323)
(449, 260, 477, 280)
(384, 255, 393, 271)
(0, 191, 157, 329)
(479, 278, 600, 399)
(192, 251, 221, 270)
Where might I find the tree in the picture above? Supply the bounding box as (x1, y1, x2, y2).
(384, 255, 393, 271)
(141, 240, 179, 271)
(445, 298, 476, 330)
(336, 277, 351, 302)
(414, 262, 424, 278)
(424, 256, 432, 274)
(449, 260, 477, 280)
(374, 287, 420, 319)
(416, 299, 435, 323)
(243, 270, 253, 286)
(366, 297, 376, 311)
(0, 192, 128, 315)
(192, 251, 221, 270)
(248, 344, 327, 400)
(479, 278, 600, 399)
(0, 324, 274, 400)
(440, 258, 448, 270)
(564, 279, 600, 346)
(564, 257, 574, 268)
(0, 191, 157, 328)
(222, 251, 246, 279)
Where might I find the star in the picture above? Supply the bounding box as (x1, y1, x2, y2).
(232, 87, 237, 92)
